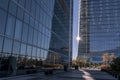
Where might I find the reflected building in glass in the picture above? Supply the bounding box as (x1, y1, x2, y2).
(48, 0, 73, 65)
(0, 0, 73, 76)
(78, 0, 120, 61)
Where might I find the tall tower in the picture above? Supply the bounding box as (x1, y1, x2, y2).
(78, 0, 89, 61)
(78, 0, 120, 61)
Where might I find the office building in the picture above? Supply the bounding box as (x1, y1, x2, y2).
(78, 0, 89, 60)
(0, 0, 73, 76)
(48, 0, 73, 65)
(78, 0, 120, 60)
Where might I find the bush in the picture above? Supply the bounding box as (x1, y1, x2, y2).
(111, 56, 120, 74)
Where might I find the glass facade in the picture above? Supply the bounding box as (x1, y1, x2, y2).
(0, 0, 73, 76)
(48, 0, 73, 65)
(78, 0, 89, 60)
(78, 0, 120, 61)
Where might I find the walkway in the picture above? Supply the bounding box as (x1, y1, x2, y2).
(0, 69, 116, 80)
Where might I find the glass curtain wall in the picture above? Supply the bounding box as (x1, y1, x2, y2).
(0, 0, 54, 74)
(78, 0, 120, 62)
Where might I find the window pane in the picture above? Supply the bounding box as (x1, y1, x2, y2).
(17, 7, 24, 20)
(24, 13, 29, 24)
(31, 1, 36, 16)
(25, 0, 31, 12)
(41, 34, 45, 48)
(30, 17, 34, 26)
(33, 30, 38, 45)
(35, 21, 39, 29)
(0, 9, 7, 35)
(5, 14, 15, 38)
(19, 0, 25, 7)
(15, 19, 22, 39)
(9, 1, 17, 16)
(0, 37, 3, 52)
(37, 32, 42, 47)
(3, 38, 13, 53)
(22, 23, 28, 42)
(0, 0, 9, 10)
(28, 27, 33, 44)
(13, 41, 20, 54)
(37, 48, 40, 58)
(27, 45, 32, 56)
(41, 49, 44, 60)
(20, 43, 26, 55)
(32, 47, 36, 57)
(36, 5, 39, 20)
(44, 51, 48, 60)
(39, 24, 43, 33)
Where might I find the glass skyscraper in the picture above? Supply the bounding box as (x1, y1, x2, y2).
(0, 0, 73, 76)
(78, 0, 120, 61)
(48, 0, 73, 65)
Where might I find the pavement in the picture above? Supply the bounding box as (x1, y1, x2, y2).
(0, 69, 116, 80)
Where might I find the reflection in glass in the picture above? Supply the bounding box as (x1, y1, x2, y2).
(3, 38, 13, 53)
(17, 7, 24, 20)
(37, 32, 42, 47)
(13, 41, 20, 55)
(44, 51, 48, 60)
(32, 47, 36, 57)
(37, 48, 41, 59)
(6, 14, 15, 37)
(33, 30, 38, 45)
(0, 37, 3, 52)
(0, 9, 7, 35)
(9, 1, 17, 16)
(24, 13, 29, 24)
(27, 45, 32, 56)
(20, 43, 26, 55)
(28, 27, 33, 44)
(41, 49, 44, 60)
(0, 0, 9, 10)
(22, 23, 28, 42)
(15, 19, 22, 39)
(41, 34, 45, 48)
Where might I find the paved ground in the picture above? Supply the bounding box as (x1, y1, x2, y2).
(0, 69, 116, 80)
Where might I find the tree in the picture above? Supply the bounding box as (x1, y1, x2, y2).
(109, 53, 115, 63)
(102, 53, 109, 64)
(111, 56, 120, 74)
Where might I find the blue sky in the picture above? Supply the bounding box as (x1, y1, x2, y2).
(72, 0, 79, 60)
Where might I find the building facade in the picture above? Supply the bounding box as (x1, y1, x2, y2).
(48, 0, 73, 65)
(0, 0, 73, 76)
(78, 0, 120, 60)
(78, 0, 89, 60)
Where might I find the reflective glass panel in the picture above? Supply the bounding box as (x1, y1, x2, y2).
(0, 9, 7, 35)
(13, 41, 20, 54)
(3, 38, 13, 53)
(0, 37, 3, 52)
(15, 19, 22, 39)
(6, 14, 15, 38)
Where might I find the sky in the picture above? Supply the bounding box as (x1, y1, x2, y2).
(72, 0, 79, 60)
